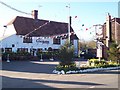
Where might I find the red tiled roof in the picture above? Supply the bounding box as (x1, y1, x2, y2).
(7, 16, 74, 37)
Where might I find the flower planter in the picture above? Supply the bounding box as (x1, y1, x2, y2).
(53, 66, 120, 75)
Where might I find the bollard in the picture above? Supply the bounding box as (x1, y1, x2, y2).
(40, 54, 43, 61)
(50, 57, 54, 61)
(78, 61, 80, 69)
(50, 53, 54, 61)
(7, 54, 10, 63)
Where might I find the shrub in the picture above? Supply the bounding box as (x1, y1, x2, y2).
(37, 51, 49, 59)
(37, 51, 58, 59)
(58, 40, 75, 67)
(55, 40, 77, 72)
(107, 41, 120, 64)
(2, 51, 31, 60)
(88, 59, 108, 66)
(55, 63, 78, 73)
(80, 66, 95, 70)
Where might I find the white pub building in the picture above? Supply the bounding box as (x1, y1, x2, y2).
(0, 10, 78, 57)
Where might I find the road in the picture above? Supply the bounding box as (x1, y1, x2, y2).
(1, 60, 120, 89)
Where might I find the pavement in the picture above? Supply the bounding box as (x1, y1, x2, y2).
(1, 60, 120, 89)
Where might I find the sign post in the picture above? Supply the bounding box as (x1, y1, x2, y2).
(97, 42, 103, 61)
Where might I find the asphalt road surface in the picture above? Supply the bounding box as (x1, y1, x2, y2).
(1, 60, 120, 89)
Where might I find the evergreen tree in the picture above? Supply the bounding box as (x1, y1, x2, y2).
(58, 40, 75, 67)
(107, 42, 120, 64)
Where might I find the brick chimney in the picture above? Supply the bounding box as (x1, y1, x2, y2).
(32, 10, 38, 19)
(106, 13, 112, 47)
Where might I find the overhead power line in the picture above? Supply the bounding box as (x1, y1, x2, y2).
(0, 0, 31, 15)
(24, 21, 50, 37)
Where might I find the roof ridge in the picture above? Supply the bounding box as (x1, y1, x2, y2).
(7, 15, 68, 25)
(44, 19, 67, 24)
(17, 16, 68, 24)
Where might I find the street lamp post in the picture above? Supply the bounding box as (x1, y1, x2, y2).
(66, 4, 71, 42)
(0, 25, 8, 62)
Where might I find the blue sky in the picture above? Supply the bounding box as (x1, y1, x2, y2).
(0, 0, 119, 41)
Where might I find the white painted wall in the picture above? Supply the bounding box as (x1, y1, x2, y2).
(1, 34, 78, 53)
(1, 34, 62, 52)
(0, 25, 78, 55)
